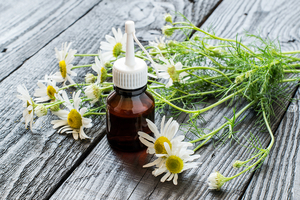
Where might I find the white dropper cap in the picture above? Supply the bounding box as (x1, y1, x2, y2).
(112, 21, 148, 90)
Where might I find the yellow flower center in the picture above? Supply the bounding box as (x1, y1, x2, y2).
(158, 43, 166, 50)
(100, 67, 107, 83)
(166, 155, 184, 174)
(167, 65, 179, 82)
(27, 100, 31, 107)
(92, 84, 101, 99)
(67, 109, 82, 129)
(113, 43, 122, 58)
(59, 60, 67, 78)
(27, 100, 32, 114)
(47, 85, 57, 100)
(154, 136, 172, 154)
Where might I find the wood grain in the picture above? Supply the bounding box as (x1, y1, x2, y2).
(50, 0, 300, 199)
(127, 0, 300, 199)
(241, 93, 300, 199)
(0, 0, 221, 199)
(0, 0, 102, 82)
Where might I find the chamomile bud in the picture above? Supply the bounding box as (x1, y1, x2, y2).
(167, 65, 179, 82)
(50, 100, 60, 112)
(234, 74, 245, 84)
(34, 104, 47, 117)
(104, 62, 112, 68)
(84, 83, 102, 104)
(245, 71, 251, 78)
(194, 35, 200, 41)
(162, 25, 174, 37)
(100, 67, 108, 83)
(212, 48, 222, 55)
(168, 40, 177, 47)
(207, 171, 227, 190)
(233, 160, 244, 168)
(164, 13, 173, 24)
(207, 44, 215, 50)
(85, 73, 96, 83)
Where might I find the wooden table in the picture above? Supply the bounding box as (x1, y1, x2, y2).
(1, 0, 300, 199)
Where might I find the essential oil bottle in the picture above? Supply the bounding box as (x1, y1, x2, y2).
(106, 21, 155, 152)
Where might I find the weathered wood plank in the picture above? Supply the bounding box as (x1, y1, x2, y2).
(0, 0, 221, 199)
(51, 0, 300, 199)
(0, 0, 102, 82)
(47, 0, 229, 199)
(241, 93, 300, 200)
(128, 0, 300, 199)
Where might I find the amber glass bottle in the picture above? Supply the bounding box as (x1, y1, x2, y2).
(106, 85, 155, 151)
(106, 21, 155, 151)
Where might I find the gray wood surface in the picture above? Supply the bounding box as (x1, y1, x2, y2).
(50, 0, 300, 200)
(0, 0, 222, 199)
(0, 0, 101, 82)
(242, 91, 300, 199)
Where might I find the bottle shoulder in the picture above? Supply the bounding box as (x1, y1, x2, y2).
(107, 90, 155, 116)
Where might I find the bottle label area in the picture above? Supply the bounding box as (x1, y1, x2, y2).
(106, 109, 154, 152)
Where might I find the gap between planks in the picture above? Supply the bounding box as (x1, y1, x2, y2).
(0, 0, 103, 84)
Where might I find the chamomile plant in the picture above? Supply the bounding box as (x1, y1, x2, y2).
(16, 12, 300, 190)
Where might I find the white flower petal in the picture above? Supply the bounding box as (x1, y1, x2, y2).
(143, 158, 162, 168)
(146, 119, 160, 138)
(161, 172, 171, 182)
(173, 174, 178, 185)
(139, 137, 154, 148)
(138, 131, 155, 142)
(167, 173, 174, 181)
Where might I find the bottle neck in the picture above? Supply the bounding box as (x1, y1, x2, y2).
(114, 85, 147, 97)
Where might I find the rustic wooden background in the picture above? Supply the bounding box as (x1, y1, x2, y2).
(1, 0, 300, 199)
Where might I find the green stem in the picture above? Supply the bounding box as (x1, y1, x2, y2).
(83, 112, 106, 117)
(147, 79, 189, 95)
(172, 25, 260, 59)
(71, 64, 93, 70)
(188, 73, 235, 85)
(150, 86, 245, 114)
(283, 69, 300, 73)
(281, 78, 299, 83)
(177, 66, 233, 83)
(286, 63, 300, 68)
(44, 100, 64, 108)
(168, 89, 224, 102)
(187, 72, 226, 89)
(191, 101, 255, 146)
(59, 83, 90, 90)
(178, 43, 230, 70)
(281, 50, 300, 54)
(102, 82, 114, 86)
(74, 54, 98, 57)
(225, 103, 274, 182)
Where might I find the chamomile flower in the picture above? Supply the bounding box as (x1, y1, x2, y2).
(51, 90, 92, 140)
(162, 25, 174, 37)
(138, 116, 183, 155)
(207, 171, 227, 190)
(17, 84, 35, 130)
(100, 27, 126, 61)
(155, 56, 189, 87)
(34, 104, 47, 117)
(52, 42, 77, 85)
(34, 75, 59, 102)
(84, 83, 101, 104)
(139, 116, 192, 170)
(152, 142, 200, 185)
(92, 51, 108, 84)
(85, 73, 96, 84)
(149, 36, 167, 50)
(164, 13, 173, 24)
